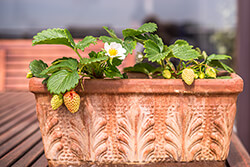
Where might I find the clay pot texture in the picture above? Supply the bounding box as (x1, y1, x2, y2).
(29, 74, 243, 166)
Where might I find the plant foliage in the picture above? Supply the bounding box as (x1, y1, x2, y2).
(28, 22, 235, 95)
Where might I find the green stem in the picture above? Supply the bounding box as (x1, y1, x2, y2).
(166, 60, 177, 74)
(74, 48, 83, 59)
(134, 37, 145, 45)
(192, 59, 199, 65)
(80, 77, 84, 92)
(177, 60, 183, 71)
(161, 59, 165, 69)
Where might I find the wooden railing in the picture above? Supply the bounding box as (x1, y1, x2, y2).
(0, 40, 135, 92)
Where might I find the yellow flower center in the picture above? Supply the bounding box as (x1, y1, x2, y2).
(108, 48, 118, 57)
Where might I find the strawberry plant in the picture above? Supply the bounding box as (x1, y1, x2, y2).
(122, 23, 234, 85)
(28, 22, 235, 113)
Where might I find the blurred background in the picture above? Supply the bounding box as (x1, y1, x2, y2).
(0, 0, 249, 153)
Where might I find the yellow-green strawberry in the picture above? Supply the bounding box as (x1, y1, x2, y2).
(63, 90, 80, 113)
(205, 67, 216, 78)
(194, 73, 199, 79)
(26, 71, 33, 78)
(162, 69, 171, 79)
(199, 72, 205, 79)
(182, 68, 195, 85)
(51, 94, 63, 110)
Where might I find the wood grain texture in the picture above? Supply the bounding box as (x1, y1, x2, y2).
(0, 49, 6, 92)
(227, 133, 250, 167)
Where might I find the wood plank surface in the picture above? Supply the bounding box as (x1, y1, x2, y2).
(0, 130, 42, 166)
(12, 140, 44, 167)
(0, 92, 249, 167)
(0, 49, 6, 92)
(227, 133, 250, 166)
(31, 154, 48, 167)
(0, 122, 39, 157)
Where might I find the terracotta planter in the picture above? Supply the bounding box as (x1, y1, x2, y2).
(29, 74, 243, 167)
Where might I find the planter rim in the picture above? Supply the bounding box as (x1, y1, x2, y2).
(29, 73, 243, 94)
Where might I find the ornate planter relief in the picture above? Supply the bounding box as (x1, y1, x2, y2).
(30, 74, 243, 166)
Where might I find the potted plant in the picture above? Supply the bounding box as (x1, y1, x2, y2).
(28, 23, 243, 167)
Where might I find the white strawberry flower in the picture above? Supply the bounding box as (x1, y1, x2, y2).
(104, 42, 126, 60)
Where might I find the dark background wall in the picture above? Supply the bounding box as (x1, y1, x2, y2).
(237, 0, 250, 153)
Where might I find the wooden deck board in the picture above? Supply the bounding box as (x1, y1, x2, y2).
(0, 122, 39, 157)
(31, 154, 48, 167)
(0, 130, 42, 166)
(0, 92, 249, 167)
(0, 114, 37, 145)
(12, 140, 44, 167)
(0, 103, 35, 134)
(0, 106, 35, 134)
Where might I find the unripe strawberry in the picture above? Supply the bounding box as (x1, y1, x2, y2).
(194, 73, 199, 79)
(162, 69, 171, 79)
(63, 90, 80, 113)
(182, 68, 195, 85)
(51, 94, 63, 110)
(26, 71, 33, 78)
(205, 67, 216, 78)
(199, 72, 205, 79)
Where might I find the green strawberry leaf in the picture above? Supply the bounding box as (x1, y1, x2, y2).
(99, 36, 122, 44)
(64, 29, 76, 47)
(29, 60, 48, 78)
(217, 76, 232, 79)
(123, 63, 155, 75)
(137, 22, 157, 33)
(88, 51, 98, 58)
(170, 42, 200, 61)
(123, 37, 137, 55)
(111, 58, 123, 66)
(41, 58, 78, 75)
(32, 28, 74, 48)
(207, 54, 232, 62)
(122, 22, 157, 38)
(51, 57, 77, 65)
(42, 77, 49, 84)
(80, 56, 109, 65)
(122, 29, 143, 38)
(105, 65, 123, 78)
(147, 34, 164, 52)
(208, 60, 235, 73)
(144, 40, 171, 62)
(88, 51, 106, 59)
(47, 70, 79, 94)
(76, 36, 97, 52)
(174, 39, 189, 46)
(103, 26, 118, 39)
(104, 60, 123, 78)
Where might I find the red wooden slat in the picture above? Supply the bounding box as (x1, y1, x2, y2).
(0, 49, 6, 92)
(31, 154, 48, 167)
(0, 114, 37, 145)
(0, 102, 35, 126)
(0, 130, 42, 167)
(0, 93, 33, 114)
(0, 104, 36, 134)
(0, 122, 39, 157)
(227, 133, 250, 167)
(12, 140, 44, 167)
